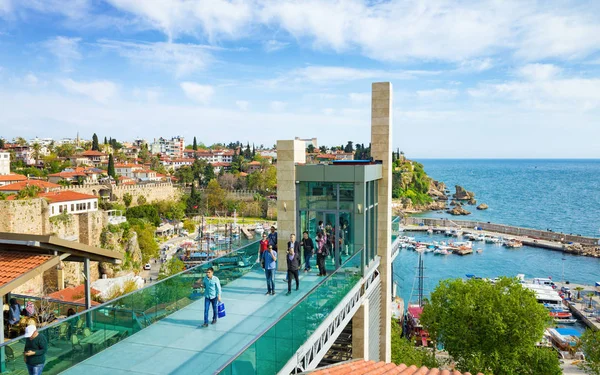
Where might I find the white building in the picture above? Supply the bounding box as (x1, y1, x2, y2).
(295, 137, 318, 149)
(0, 151, 10, 175)
(115, 163, 144, 178)
(150, 136, 185, 158)
(39, 191, 98, 217)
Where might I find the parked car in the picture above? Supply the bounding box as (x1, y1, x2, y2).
(143, 263, 151, 270)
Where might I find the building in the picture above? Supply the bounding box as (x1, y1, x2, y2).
(114, 163, 144, 178)
(150, 136, 185, 158)
(0, 151, 9, 175)
(0, 174, 27, 187)
(0, 180, 61, 195)
(182, 149, 235, 163)
(211, 162, 231, 174)
(259, 149, 277, 159)
(295, 137, 318, 149)
(70, 150, 108, 167)
(247, 160, 262, 173)
(39, 191, 99, 217)
(164, 158, 195, 171)
(48, 167, 103, 185)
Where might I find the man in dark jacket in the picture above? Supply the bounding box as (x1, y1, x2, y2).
(284, 233, 301, 282)
(286, 244, 301, 295)
(23, 324, 47, 375)
(300, 231, 314, 272)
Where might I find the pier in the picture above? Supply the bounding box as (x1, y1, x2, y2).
(554, 281, 600, 331)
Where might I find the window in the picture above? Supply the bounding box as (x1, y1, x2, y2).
(87, 202, 90, 209)
(52, 206, 55, 214)
(59, 205, 63, 213)
(93, 201, 97, 209)
(71, 204, 74, 211)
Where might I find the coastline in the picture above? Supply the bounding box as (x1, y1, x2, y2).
(400, 217, 600, 259)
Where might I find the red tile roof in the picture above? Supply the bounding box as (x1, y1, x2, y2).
(48, 284, 101, 305)
(48, 171, 86, 178)
(80, 150, 107, 157)
(310, 360, 483, 375)
(316, 154, 336, 159)
(38, 191, 97, 203)
(0, 174, 27, 182)
(248, 161, 261, 166)
(0, 180, 61, 191)
(0, 251, 55, 287)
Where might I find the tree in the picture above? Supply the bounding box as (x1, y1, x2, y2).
(319, 145, 327, 153)
(0, 138, 5, 149)
(108, 154, 116, 178)
(183, 219, 195, 233)
(579, 329, 600, 375)
(126, 205, 160, 226)
(131, 222, 159, 264)
(186, 183, 203, 214)
(17, 185, 41, 199)
(391, 319, 438, 368)
(92, 133, 99, 151)
(202, 163, 215, 186)
(104, 136, 108, 145)
(15, 137, 27, 146)
(244, 142, 251, 159)
(158, 258, 185, 280)
(123, 193, 133, 208)
(206, 179, 225, 214)
(344, 141, 354, 153)
(137, 195, 147, 205)
(575, 286, 584, 300)
(31, 143, 42, 162)
(307, 144, 315, 153)
(56, 143, 75, 157)
(193, 137, 198, 151)
(174, 166, 194, 185)
(420, 277, 558, 375)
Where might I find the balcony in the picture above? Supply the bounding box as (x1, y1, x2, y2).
(1, 242, 366, 375)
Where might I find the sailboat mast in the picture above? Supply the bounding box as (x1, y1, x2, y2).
(418, 252, 424, 307)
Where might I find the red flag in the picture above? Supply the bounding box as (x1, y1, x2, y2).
(193, 205, 198, 209)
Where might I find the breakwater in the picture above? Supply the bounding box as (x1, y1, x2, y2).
(403, 217, 599, 246)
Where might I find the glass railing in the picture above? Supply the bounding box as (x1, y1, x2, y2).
(217, 249, 364, 374)
(391, 216, 401, 243)
(0, 240, 260, 375)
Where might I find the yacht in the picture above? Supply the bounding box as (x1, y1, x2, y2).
(254, 224, 265, 235)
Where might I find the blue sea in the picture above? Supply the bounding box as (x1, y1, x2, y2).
(394, 159, 600, 308)
(413, 159, 600, 238)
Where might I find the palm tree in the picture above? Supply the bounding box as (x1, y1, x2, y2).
(574, 286, 584, 300)
(31, 142, 42, 162)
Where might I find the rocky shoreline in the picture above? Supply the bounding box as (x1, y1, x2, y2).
(393, 181, 489, 217)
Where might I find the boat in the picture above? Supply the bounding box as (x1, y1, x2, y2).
(476, 248, 483, 253)
(504, 239, 523, 248)
(547, 328, 581, 351)
(426, 228, 433, 234)
(404, 252, 432, 347)
(476, 234, 485, 241)
(433, 248, 450, 255)
(444, 230, 452, 237)
(254, 224, 265, 235)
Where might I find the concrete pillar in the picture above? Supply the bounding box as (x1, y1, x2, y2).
(352, 302, 369, 360)
(276, 140, 306, 271)
(371, 82, 393, 362)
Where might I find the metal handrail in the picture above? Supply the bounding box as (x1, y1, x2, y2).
(0, 239, 261, 348)
(215, 248, 365, 373)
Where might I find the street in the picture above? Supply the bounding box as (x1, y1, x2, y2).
(141, 233, 197, 285)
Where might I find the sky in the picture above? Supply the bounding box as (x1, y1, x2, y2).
(1, 1, 600, 158)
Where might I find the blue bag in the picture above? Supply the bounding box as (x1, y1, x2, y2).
(217, 302, 226, 318)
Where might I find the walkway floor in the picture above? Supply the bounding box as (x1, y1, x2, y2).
(61, 269, 321, 375)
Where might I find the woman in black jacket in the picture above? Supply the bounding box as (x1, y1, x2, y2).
(300, 231, 314, 272)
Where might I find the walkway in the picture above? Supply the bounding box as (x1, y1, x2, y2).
(62, 269, 320, 375)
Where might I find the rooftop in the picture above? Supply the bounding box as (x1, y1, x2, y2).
(0, 251, 55, 287)
(309, 360, 484, 375)
(38, 190, 98, 203)
(0, 180, 61, 191)
(0, 173, 27, 182)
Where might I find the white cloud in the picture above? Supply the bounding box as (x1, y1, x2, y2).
(457, 58, 494, 72)
(235, 100, 249, 111)
(516, 64, 562, 81)
(59, 78, 118, 103)
(180, 82, 214, 104)
(349, 92, 370, 103)
(416, 89, 459, 101)
(104, 0, 253, 41)
(132, 87, 160, 102)
(270, 101, 286, 111)
(468, 76, 600, 111)
(43, 36, 82, 72)
(264, 39, 289, 53)
(322, 108, 334, 115)
(24, 73, 38, 85)
(98, 39, 213, 77)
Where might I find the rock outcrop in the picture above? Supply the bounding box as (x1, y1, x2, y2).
(428, 180, 447, 200)
(453, 185, 475, 201)
(99, 228, 141, 277)
(477, 203, 489, 210)
(468, 198, 477, 205)
(446, 204, 471, 216)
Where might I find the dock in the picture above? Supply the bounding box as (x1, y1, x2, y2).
(554, 281, 600, 331)
(241, 226, 254, 239)
(454, 248, 473, 256)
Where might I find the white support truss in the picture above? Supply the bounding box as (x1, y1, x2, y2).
(279, 258, 382, 375)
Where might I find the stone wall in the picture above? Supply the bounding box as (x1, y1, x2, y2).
(403, 217, 600, 245)
(55, 183, 183, 207)
(0, 199, 49, 234)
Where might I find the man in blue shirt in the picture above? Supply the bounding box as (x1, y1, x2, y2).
(267, 226, 278, 251)
(263, 245, 277, 295)
(200, 267, 221, 327)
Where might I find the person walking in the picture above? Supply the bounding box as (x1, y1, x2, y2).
(283, 234, 301, 282)
(199, 267, 221, 327)
(267, 226, 278, 251)
(23, 324, 47, 375)
(257, 233, 269, 269)
(286, 245, 301, 295)
(300, 231, 314, 273)
(263, 245, 277, 295)
(316, 232, 328, 276)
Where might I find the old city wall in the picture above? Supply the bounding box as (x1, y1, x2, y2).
(0, 199, 50, 234)
(111, 183, 182, 205)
